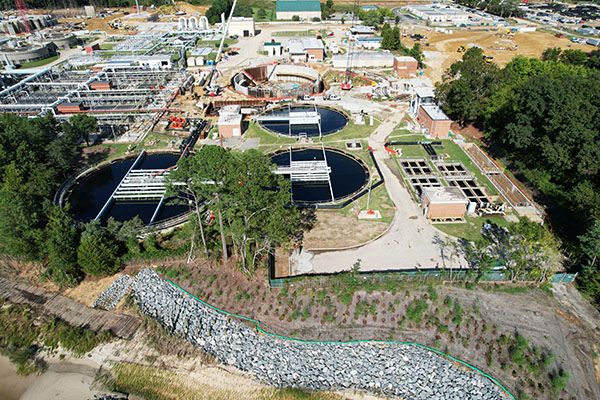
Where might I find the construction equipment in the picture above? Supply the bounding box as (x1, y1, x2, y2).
(457, 45, 465, 53)
(342, 0, 360, 90)
(206, 0, 238, 97)
(483, 55, 494, 63)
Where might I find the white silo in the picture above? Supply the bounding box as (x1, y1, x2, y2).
(178, 17, 186, 31)
(189, 17, 198, 31)
(199, 16, 209, 31)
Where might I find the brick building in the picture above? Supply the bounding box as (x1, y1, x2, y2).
(218, 105, 243, 137)
(287, 38, 324, 62)
(393, 56, 418, 78)
(421, 186, 468, 222)
(416, 104, 452, 139)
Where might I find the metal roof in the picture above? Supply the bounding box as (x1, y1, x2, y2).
(276, 0, 321, 12)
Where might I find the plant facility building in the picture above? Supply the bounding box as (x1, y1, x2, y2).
(416, 104, 452, 139)
(276, 0, 322, 20)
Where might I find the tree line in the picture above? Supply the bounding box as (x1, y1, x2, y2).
(435, 47, 600, 304)
(453, 0, 524, 19)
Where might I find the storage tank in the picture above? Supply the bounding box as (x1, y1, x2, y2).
(195, 56, 204, 66)
(187, 57, 196, 67)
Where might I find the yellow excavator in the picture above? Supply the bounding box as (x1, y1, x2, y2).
(457, 45, 466, 53)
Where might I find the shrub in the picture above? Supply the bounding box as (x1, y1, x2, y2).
(406, 298, 428, 324)
(451, 299, 463, 325)
(292, 15, 300, 21)
(427, 286, 438, 302)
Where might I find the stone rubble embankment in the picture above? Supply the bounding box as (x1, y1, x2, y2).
(124, 268, 507, 400)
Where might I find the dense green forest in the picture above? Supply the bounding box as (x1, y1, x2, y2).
(436, 47, 600, 304)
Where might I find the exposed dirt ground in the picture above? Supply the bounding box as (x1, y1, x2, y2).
(302, 211, 390, 249)
(411, 29, 591, 83)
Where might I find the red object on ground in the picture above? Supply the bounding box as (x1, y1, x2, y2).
(367, 209, 375, 215)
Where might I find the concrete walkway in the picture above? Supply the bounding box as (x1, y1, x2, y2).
(298, 110, 450, 273)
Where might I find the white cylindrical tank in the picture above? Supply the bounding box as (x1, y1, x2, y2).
(199, 16, 209, 31)
(196, 57, 204, 66)
(178, 17, 186, 31)
(189, 17, 197, 31)
(187, 57, 196, 66)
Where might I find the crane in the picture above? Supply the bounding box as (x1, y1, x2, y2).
(14, 0, 31, 34)
(341, 0, 360, 90)
(206, 0, 238, 97)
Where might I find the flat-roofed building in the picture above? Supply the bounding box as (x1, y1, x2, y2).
(332, 51, 394, 68)
(287, 37, 324, 62)
(264, 40, 283, 56)
(417, 104, 452, 139)
(218, 105, 243, 137)
(421, 186, 468, 222)
(276, 0, 321, 20)
(393, 56, 418, 77)
(228, 17, 255, 37)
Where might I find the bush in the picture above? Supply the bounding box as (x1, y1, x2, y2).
(292, 15, 300, 21)
(312, 17, 321, 22)
(406, 298, 428, 324)
(427, 286, 438, 302)
(451, 299, 463, 325)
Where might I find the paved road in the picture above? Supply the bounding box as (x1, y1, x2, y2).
(297, 109, 452, 273)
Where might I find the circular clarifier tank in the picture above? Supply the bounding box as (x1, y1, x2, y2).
(67, 153, 189, 226)
(270, 148, 369, 204)
(259, 105, 348, 137)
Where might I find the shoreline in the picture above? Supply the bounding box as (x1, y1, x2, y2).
(0, 355, 124, 400)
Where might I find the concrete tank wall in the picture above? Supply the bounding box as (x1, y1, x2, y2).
(0, 44, 51, 66)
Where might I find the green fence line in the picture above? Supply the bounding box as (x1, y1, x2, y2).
(166, 280, 516, 400)
(270, 271, 577, 288)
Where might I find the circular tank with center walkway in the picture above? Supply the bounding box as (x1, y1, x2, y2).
(66, 153, 189, 226)
(259, 105, 348, 138)
(270, 147, 368, 204)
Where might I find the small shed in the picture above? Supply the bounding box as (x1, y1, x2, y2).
(218, 105, 243, 137)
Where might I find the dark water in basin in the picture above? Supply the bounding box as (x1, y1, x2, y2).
(260, 105, 348, 137)
(271, 148, 368, 204)
(68, 153, 189, 225)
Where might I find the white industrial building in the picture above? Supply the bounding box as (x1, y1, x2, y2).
(406, 4, 469, 24)
(332, 51, 394, 68)
(137, 55, 173, 69)
(227, 17, 255, 37)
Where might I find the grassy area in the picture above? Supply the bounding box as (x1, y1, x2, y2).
(252, 7, 275, 21)
(321, 118, 380, 142)
(102, 362, 344, 400)
(18, 55, 59, 69)
(339, 183, 395, 224)
(199, 38, 239, 47)
(388, 135, 498, 197)
(272, 30, 316, 37)
(0, 300, 111, 375)
(433, 214, 511, 242)
(100, 43, 117, 50)
(439, 139, 498, 196)
(244, 122, 297, 147)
